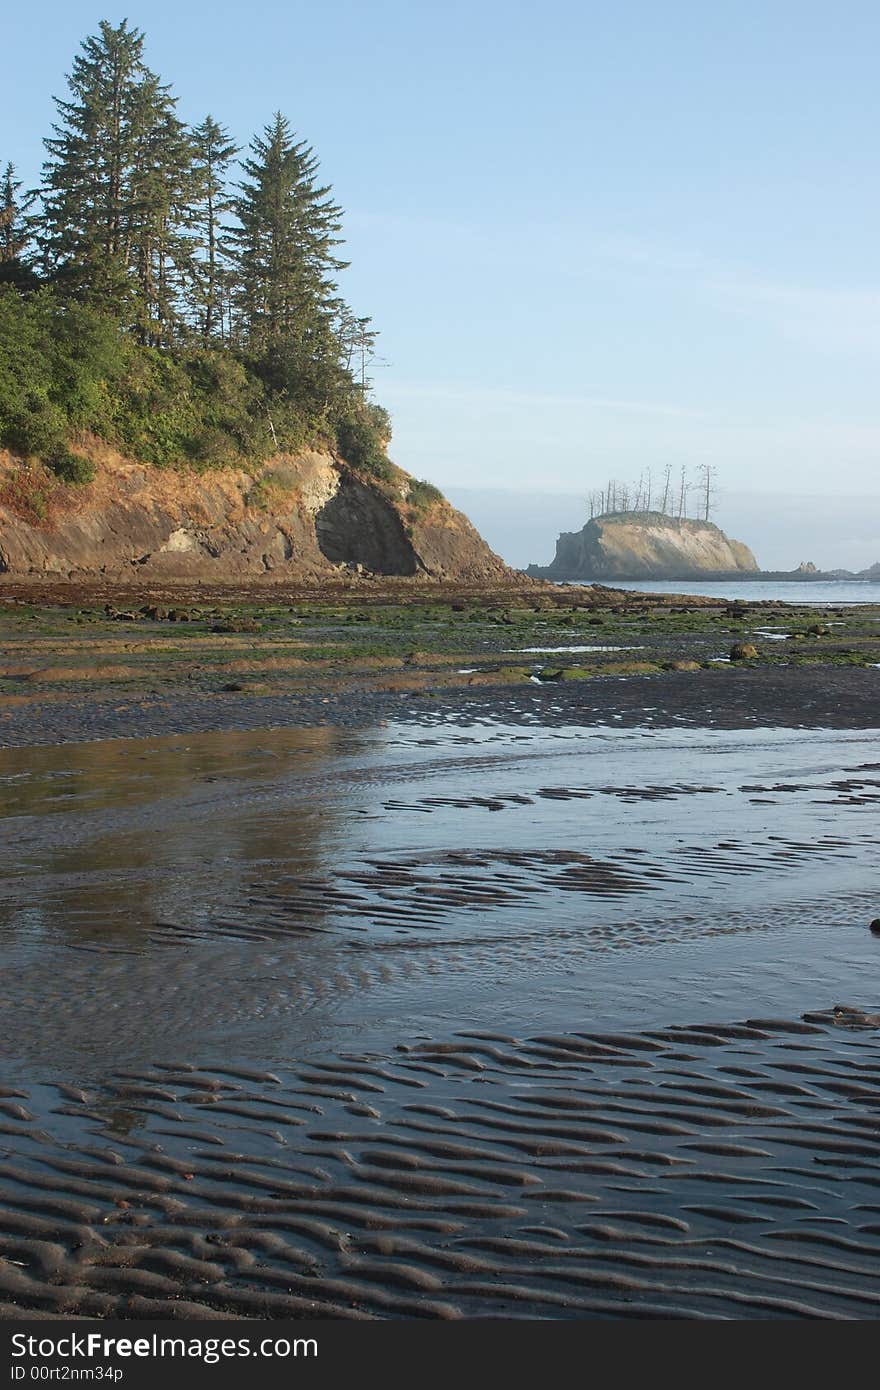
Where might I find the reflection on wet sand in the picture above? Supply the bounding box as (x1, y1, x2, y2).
(0, 719, 878, 1076)
(0, 726, 358, 953)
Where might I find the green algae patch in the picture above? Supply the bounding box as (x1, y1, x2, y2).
(533, 660, 664, 682)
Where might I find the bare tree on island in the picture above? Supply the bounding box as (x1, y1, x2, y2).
(696, 462, 718, 522)
(677, 464, 689, 519)
(660, 463, 672, 514)
(584, 465, 719, 525)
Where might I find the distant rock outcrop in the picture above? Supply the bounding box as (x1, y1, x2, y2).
(0, 446, 514, 584)
(527, 511, 759, 581)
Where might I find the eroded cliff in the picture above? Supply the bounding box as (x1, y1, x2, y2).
(528, 511, 759, 580)
(0, 446, 513, 584)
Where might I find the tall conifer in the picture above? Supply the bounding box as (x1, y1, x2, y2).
(0, 163, 37, 288)
(40, 19, 195, 340)
(127, 78, 196, 343)
(40, 19, 146, 308)
(190, 116, 238, 342)
(227, 113, 348, 402)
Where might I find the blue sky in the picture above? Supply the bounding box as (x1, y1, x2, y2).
(4, 2, 880, 565)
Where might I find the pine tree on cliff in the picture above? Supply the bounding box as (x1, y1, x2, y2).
(39, 19, 195, 342)
(40, 20, 147, 309)
(126, 80, 197, 345)
(0, 163, 38, 290)
(227, 113, 349, 408)
(189, 117, 239, 343)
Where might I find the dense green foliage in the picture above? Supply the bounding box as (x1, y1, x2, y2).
(0, 19, 388, 478)
(0, 283, 340, 468)
(334, 405, 393, 480)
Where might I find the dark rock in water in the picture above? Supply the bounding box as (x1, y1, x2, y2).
(869, 919, 880, 936)
(802, 1004, 880, 1027)
(833, 1004, 880, 1027)
(730, 642, 759, 661)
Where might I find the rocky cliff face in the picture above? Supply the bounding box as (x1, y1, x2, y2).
(528, 512, 759, 580)
(0, 446, 513, 584)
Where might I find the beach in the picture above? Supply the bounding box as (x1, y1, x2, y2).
(1, 587, 879, 1319)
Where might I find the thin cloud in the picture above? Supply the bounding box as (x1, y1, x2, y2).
(353, 212, 880, 355)
(381, 380, 707, 420)
(596, 235, 880, 354)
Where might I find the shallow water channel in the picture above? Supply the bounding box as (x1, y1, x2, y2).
(1, 716, 877, 1082)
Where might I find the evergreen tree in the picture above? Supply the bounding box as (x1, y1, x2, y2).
(126, 77, 197, 344)
(227, 113, 348, 404)
(40, 19, 195, 340)
(0, 163, 38, 289)
(189, 116, 238, 342)
(40, 19, 146, 308)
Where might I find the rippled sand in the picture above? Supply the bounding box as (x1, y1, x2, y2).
(2, 1013, 880, 1319)
(1, 702, 879, 1317)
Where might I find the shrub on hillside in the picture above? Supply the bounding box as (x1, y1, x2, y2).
(408, 478, 443, 511)
(0, 286, 121, 457)
(47, 449, 96, 485)
(333, 402, 392, 479)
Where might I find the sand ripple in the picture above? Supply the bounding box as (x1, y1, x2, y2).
(2, 1012, 880, 1319)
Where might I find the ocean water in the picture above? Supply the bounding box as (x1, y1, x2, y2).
(570, 578, 880, 604)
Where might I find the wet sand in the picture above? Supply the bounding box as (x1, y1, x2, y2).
(1, 597, 879, 1318)
(2, 1011, 880, 1320)
(1, 664, 879, 749)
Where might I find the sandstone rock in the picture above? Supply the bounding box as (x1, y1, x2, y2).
(528, 511, 758, 581)
(730, 641, 759, 661)
(0, 447, 514, 585)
